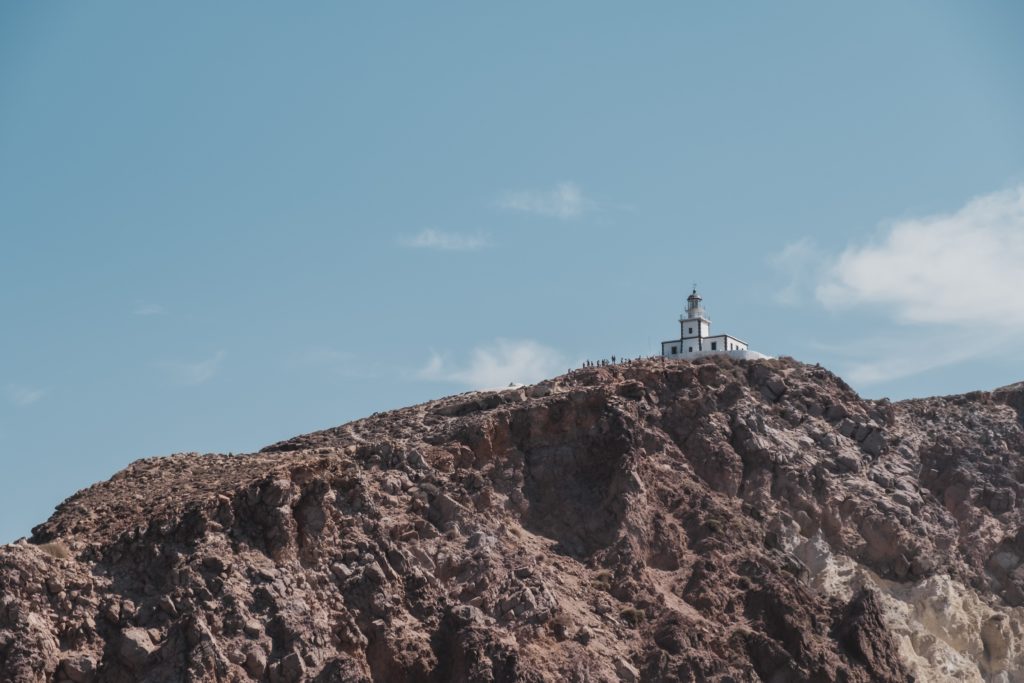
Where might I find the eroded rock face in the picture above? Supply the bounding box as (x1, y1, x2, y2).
(1, 356, 1022, 681)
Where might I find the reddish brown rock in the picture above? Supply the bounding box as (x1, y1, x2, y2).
(1, 356, 1022, 681)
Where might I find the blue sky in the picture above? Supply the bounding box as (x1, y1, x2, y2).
(2, 2, 1023, 543)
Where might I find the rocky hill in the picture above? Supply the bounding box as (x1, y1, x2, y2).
(2, 356, 1024, 682)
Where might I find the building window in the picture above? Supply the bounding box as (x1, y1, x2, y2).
(671, 346, 677, 354)
(688, 347, 693, 352)
(688, 327, 693, 334)
(711, 342, 717, 350)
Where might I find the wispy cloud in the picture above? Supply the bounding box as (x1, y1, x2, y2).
(292, 347, 356, 368)
(287, 347, 382, 379)
(133, 303, 165, 316)
(399, 229, 487, 251)
(498, 182, 586, 219)
(768, 238, 825, 306)
(808, 331, 1012, 385)
(5, 384, 45, 406)
(417, 338, 564, 389)
(776, 184, 1024, 383)
(161, 351, 226, 386)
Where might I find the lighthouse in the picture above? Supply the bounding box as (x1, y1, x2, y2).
(661, 287, 768, 360)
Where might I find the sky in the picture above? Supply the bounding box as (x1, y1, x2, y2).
(2, 2, 1023, 543)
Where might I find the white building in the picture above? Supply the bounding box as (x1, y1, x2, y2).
(661, 288, 769, 360)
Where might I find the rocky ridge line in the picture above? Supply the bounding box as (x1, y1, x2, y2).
(1, 356, 1023, 682)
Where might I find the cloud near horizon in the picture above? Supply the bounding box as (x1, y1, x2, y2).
(498, 182, 586, 219)
(417, 339, 564, 389)
(779, 184, 1024, 383)
(399, 229, 487, 251)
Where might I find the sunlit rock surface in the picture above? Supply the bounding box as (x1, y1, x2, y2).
(1, 357, 1022, 681)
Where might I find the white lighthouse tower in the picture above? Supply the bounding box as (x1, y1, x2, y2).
(661, 287, 768, 360)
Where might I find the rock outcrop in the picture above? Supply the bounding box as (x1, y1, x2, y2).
(2, 356, 1023, 681)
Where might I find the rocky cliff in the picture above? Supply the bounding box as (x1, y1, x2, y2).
(2, 356, 1024, 682)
